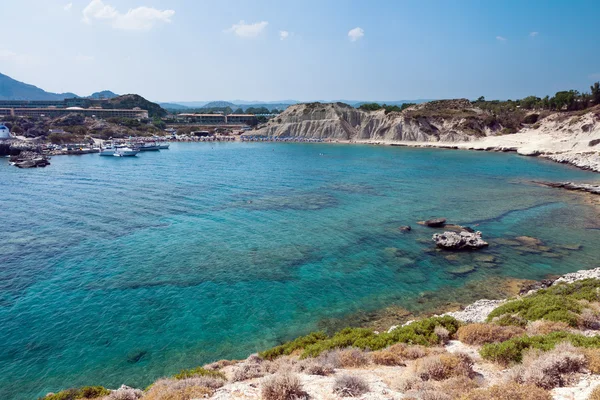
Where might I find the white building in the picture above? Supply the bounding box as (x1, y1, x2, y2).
(0, 124, 11, 140)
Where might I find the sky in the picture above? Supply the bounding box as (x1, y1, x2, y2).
(1, 0, 600, 103)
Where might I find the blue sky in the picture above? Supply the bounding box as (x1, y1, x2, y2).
(1, 0, 599, 102)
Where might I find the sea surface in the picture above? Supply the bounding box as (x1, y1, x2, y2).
(1, 143, 599, 399)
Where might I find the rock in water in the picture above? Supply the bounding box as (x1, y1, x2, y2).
(432, 231, 489, 250)
(420, 218, 447, 227)
(399, 225, 412, 232)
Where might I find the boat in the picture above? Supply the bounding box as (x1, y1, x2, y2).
(158, 143, 170, 150)
(99, 144, 117, 156)
(137, 142, 160, 151)
(113, 147, 139, 157)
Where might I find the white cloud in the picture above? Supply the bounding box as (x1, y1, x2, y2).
(496, 36, 507, 41)
(74, 55, 95, 62)
(348, 27, 364, 42)
(530, 31, 539, 37)
(225, 20, 268, 38)
(64, 3, 73, 11)
(279, 30, 289, 40)
(82, 0, 174, 31)
(0, 49, 37, 65)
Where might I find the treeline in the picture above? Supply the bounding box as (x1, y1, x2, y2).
(181, 107, 282, 115)
(474, 82, 600, 112)
(357, 103, 416, 113)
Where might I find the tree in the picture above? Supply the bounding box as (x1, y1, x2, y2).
(592, 82, 600, 104)
(234, 108, 244, 114)
(358, 103, 382, 111)
(477, 96, 485, 102)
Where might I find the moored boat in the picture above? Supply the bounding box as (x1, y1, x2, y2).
(137, 142, 160, 151)
(114, 147, 139, 157)
(157, 143, 170, 150)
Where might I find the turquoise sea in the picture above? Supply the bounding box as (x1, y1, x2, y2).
(1, 143, 599, 399)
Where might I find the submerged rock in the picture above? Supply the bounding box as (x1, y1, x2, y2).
(432, 231, 489, 250)
(399, 225, 412, 232)
(515, 236, 544, 247)
(420, 218, 447, 227)
(448, 265, 476, 275)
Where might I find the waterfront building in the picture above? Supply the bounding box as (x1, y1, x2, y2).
(176, 113, 257, 125)
(0, 107, 148, 119)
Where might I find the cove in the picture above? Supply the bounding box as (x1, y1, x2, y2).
(1, 142, 599, 400)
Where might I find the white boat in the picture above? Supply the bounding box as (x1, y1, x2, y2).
(158, 143, 170, 150)
(113, 147, 139, 157)
(99, 146, 117, 156)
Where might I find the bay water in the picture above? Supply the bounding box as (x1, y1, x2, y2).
(1, 143, 599, 399)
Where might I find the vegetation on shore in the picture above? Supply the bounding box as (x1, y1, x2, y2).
(40, 278, 600, 400)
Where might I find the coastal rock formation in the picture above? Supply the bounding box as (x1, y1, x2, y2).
(534, 181, 600, 195)
(249, 101, 600, 172)
(432, 231, 489, 250)
(250, 100, 499, 142)
(9, 151, 50, 168)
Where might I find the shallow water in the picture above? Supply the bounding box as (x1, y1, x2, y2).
(1, 143, 599, 399)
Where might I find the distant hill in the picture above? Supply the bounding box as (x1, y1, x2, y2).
(159, 102, 190, 110)
(103, 94, 167, 118)
(0, 72, 78, 100)
(88, 90, 118, 99)
(202, 101, 238, 109)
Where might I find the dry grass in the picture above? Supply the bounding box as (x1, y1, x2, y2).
(261, 374, 308, 400)
(203, 359, 238, 370)
(232, 355, 273, 382)
(456, 323, 525, 345)
(460, 382, 552, 400)
(581, 308, 600, 330)
(314, 348, 370, 369)
(526, 320, 571, 335)
(588, 386, 600, 400)
(413, 353, 474, 381)
(397, 376, 478, 400)
(332, 374, 370, 397)
(434, 326, 451, 344)
(386, 343, 442, 360)
(584, 349, 600, 373)
(509, 343, 585, 389)
(369, 349, 405, 366)
(143, 378, 222, 400)
(294, 359, 334, 376)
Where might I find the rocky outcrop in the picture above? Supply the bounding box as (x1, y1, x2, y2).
(250, 100, 499, 142)
(533, 181, 600, 195)
(9, 151, 50, 168)
(419, 218, 447, 227)
(432, 231, 489, 250)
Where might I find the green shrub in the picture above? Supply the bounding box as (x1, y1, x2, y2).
(259, 332, 328, 360)
(480, 332, 600, 365)
(40, 386, 110, 400)
(259, 316, 460, 360)
(173, 367, 226, 380)
(486, 280, 600, 327)
(301, 316, 460, 358)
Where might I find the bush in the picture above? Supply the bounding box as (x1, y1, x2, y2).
(369, 349, 405, 366)
(589, 386, 600, 400)
(40, 386, 110, 400)
(332, 374, 370, 397)
(203, 359, 238, 370)
(487, 280, 600, 328)
(173, 366, 226, 381)
(260, 332, 327, 360)
(300, 316, 460, 358)
(510, 343, 585, 389)
(413, 353, 474, 381)
(526, 320, 571, 335)
(143, 378, 221, 400)
(261, 374, 308, 400)
(460, 382, 551, 400)
(387, 343, 433, 359)
(480, 332, 600, 365)
(457, 323, 525, 345)
(232, 356, 272, 382)
(584, 349, 600, 373)
(337, 348, 369, 368)
(295, 360, 334, 376)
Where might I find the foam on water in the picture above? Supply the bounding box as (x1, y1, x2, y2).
(0, 143, 599, 399)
